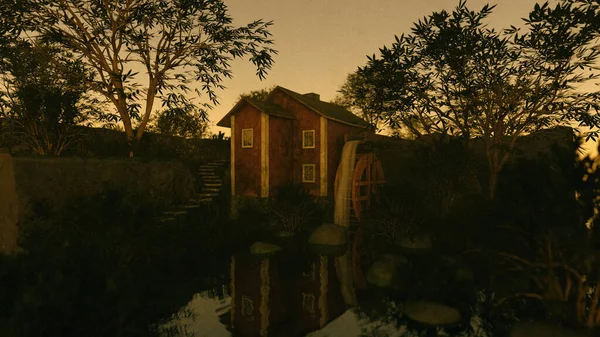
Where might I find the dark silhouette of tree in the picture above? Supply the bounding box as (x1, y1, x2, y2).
(238, 86, 276, 102)
(0, 41, 100, 155)
(25, 0, 277, 157)
(335, 72, 383, 133)
(343, 0, 600, 199)
(155, 105, 207, 139)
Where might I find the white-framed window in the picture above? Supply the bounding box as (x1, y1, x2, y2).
(302, 293, 316, 313)
(302, 164, 316, 183)
(241, 295, 255, 321)
(302, 130, 315, 149)
(241, 128, 253, 148)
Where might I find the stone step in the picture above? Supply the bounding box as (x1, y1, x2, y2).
(179, 204, 202, 210)
(198, 168, 215, 173)
(164, 209, 188, 216)
(200, 177, 220, 181)
(198, 171, 218, 175)
(196, 192, 218, 198)
(202, 187, 221, 193)
(204, 163, 223, 167)
(204, 183, 222, 187)
(202, 179, 223, 185)
(156, 216, 178, 222)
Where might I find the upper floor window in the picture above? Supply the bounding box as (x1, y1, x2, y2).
(302, 164, 316, 183)
(241, 128, 253, 148)
(302, 130, 315, 149)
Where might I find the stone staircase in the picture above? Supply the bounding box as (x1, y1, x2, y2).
(155, 159, 229, 223)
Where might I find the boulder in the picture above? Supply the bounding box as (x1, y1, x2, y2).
(308, 223, 347, 256)
(396, 232, 433, 253)
(366, 254, 407, 288)
(249, 242, 281, 257)
(403, 300, 461, 326)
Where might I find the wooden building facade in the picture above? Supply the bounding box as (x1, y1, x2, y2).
(217, 86, 370, 199)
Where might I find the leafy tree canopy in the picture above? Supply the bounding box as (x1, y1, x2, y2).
(340, 0, 600, 198)
(22, 0, 277, 156)
(154, 105, 208, 139)
(239, 85, 275, 102)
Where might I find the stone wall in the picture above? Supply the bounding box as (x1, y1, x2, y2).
(4, 125, 230, 165)
(0, 152, 196, 254)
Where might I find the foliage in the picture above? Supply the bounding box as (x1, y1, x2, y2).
(0, 0, 28, 60)
(335, 72, 383, 133)
(495, 136, 582, 231)
(0, 41, 104, 155)
(344, 0, 600, 198)
(155, 105, 208, 139)
(489, 138, 600, 331)
(0, 189, 233, 337)
(24, 0, 277, 156)
(365, 137, 478, 255)
(268, 184, 325, 234)
(239, 85, 275, 102)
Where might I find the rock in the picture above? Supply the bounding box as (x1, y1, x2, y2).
(403, 300, 461, 326)
(367, 254, 407, 288)
(510, 322, 590, 337)
(380, 254, 408, 265)
(309, 223, 346, 245)
(396, 232, 433, 252)
(455, 265, 474, 282)
(276, 230, 295, 238)
(308, 223, 347, 256)
(250, 242, 281, 257)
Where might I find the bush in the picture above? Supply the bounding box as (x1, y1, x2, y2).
(268, 184, 325, 234)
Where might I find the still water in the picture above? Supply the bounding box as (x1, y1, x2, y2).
(158, 252, 490, 337)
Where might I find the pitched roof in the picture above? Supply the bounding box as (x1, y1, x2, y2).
(216, 96, 294, 128)
(273, 86, 370, 128)
(217, 86, 370, 129)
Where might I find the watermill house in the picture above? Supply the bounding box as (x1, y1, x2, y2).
(217, 86, 373, 202)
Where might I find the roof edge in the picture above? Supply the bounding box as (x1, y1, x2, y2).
(271, 86, 368, 129)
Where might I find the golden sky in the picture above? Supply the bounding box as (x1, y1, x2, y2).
(205, 0, 598, 156)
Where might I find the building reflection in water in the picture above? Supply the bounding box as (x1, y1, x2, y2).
(226, 252, 346, 337)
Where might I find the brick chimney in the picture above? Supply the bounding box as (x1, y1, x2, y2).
(303, 92, 320, 101)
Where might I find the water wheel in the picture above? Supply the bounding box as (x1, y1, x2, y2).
(352, 152, 386, 222)
(334, 150, 386, 290)
(334, 152, 386, 223)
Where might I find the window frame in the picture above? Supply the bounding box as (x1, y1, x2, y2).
(302, 293, 316, 314)
(241, 295, 255, 321)
(302, 130, 316, 149)
(241, 128, 253, 148)
(302, 164, 316, 183)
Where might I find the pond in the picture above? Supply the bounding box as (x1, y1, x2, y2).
(158, 251, 493, 337)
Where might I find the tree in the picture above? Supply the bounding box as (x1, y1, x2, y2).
(345, 0, 600, 199)
(238, 85, 275, 102)
(154, 105, 207, 139)
(26, 0, 277, 157)
(335, 72, 383, 132)
(0, 41, 100, 155)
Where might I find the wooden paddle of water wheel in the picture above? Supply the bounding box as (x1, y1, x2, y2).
(334, 149, 386, 289)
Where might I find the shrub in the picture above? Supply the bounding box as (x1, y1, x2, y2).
(0, 189, 228, 337)
(268, 184, 325, 234)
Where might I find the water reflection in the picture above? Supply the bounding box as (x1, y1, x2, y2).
(161, 251, 361, 337)
(160, 252, 489, 337)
